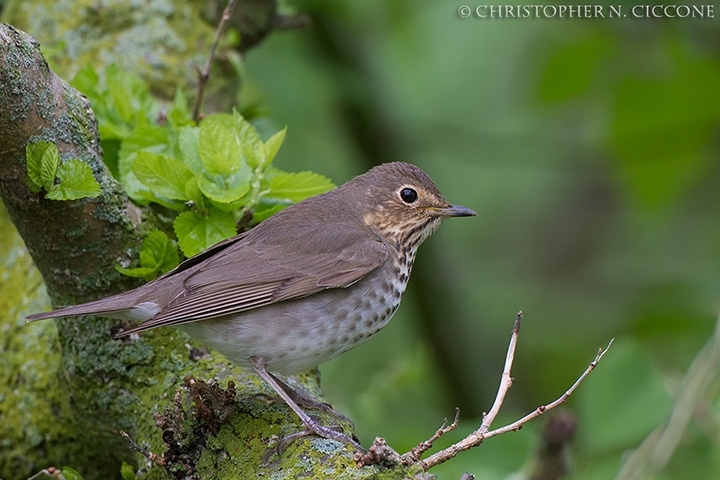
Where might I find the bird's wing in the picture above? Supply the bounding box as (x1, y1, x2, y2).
(117, 222, 388, 335)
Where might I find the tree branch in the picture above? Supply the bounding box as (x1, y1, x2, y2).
(356, 312, 613, 473)
(193, 0, 237, 122)
(417, 337, 613, 470)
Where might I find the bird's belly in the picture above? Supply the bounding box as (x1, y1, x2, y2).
(177, 266, 407, 375)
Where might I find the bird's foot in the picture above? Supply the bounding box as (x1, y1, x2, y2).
(271, 374, 355, 430)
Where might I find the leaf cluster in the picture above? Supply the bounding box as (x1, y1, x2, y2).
(25, 142, 101, 200)
(56, 65, 335, 277)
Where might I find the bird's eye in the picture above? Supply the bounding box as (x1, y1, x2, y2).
(400, 187, 418, 203)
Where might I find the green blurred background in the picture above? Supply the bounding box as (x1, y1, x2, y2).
(242, 1, 720, 478)
(4, 0, 720, 478)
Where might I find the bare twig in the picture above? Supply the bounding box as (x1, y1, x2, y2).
(120, 430, 166, 466)
(415, 335, 613, 471)
(480, 311, 523, 433)
(354, 312, 613, 471)
(27, 467, 64, 480)
(192, 0, 237, 122)
(400, 407, 461, 464)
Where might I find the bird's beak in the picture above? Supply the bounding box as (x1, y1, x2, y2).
(430, 204, 477, 217)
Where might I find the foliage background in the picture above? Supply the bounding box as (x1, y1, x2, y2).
(3, 0, 720, 479)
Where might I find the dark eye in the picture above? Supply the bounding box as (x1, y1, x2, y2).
(400, 187, 417, 203)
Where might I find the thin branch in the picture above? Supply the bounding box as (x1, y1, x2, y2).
(120, 430, 166, 466)
(27, 467, 64, 480)
(417, 338, 614, 470)
(192, 0, 237, 122)
(400, 408, 461, 465)
(480, 311, 522, 433)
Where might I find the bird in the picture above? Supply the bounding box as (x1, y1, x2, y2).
(27, 161, 476, 450)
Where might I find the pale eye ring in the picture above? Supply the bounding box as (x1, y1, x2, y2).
(400, 187, 418, 203)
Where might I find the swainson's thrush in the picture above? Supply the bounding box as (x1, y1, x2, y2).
(27, 162, 476, 449)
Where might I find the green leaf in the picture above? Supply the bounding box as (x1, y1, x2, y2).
(73, 64, 159, 142)
(70, 65, 100, 101)
(197, 170, 251, 204)
(114, 265, 158, 279)
(118, 123, 170, 175)
(263, 127, 287, 168)
(198, 114, 242, 176)
(167, 88, 194, 129)
(159, 243, 180, 274)
(237, 112, 263, 168)
(252, 203, 286, 223)
(106, 64, 154, 126)
(178, 126, 202, 174)
(116, 230, 179, 279)
(26, 141, 60, 191)
(61, 466, 85, 480)
(46, 160, 101, 200)
(26, 176, 42, 193)
(265, 171, 335, 203)
(120, 461, 137, 480)
(138, 230, 177, 271)
(184, 177, 203, 208)
(118, 123, 171, 203)
(133, 152, 195, 201)
(174, 209, 236, 257)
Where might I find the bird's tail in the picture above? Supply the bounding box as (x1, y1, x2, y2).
(26, 291, 158, 322)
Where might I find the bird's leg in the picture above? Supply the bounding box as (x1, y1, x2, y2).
(251, 356, 365, 452)
(267, 371, 355, 430)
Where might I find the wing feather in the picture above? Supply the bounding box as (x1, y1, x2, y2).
(119, 219, 388, 336)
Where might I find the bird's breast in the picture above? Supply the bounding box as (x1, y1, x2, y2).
(177, 250, 417, 375)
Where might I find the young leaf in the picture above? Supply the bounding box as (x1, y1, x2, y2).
(116, 229, 179, 279)
(120, 461, 137, 480)
(70, 65, 100, 101)
(198, 115, 242, 176)
(237, 113, 262, 168)
(252, 203, 286, 223)
(133, 152, 195, 201)
(167, 88, 194, 129)
(174, 209, 236, 257)
(26, 141, 59, 191)
(114, 265, 158, 279)
(138, 230, 176, 270)
(263, 127, 287, 168)
(106, 64, 154, 126)
(140, 230, 180, 273)
(45, 160, 101, 200)
(197, 170, 251, 204)
(265, 171, 335, 203)
(60, 467, 85, 480)
(178, 126, 202, 174)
